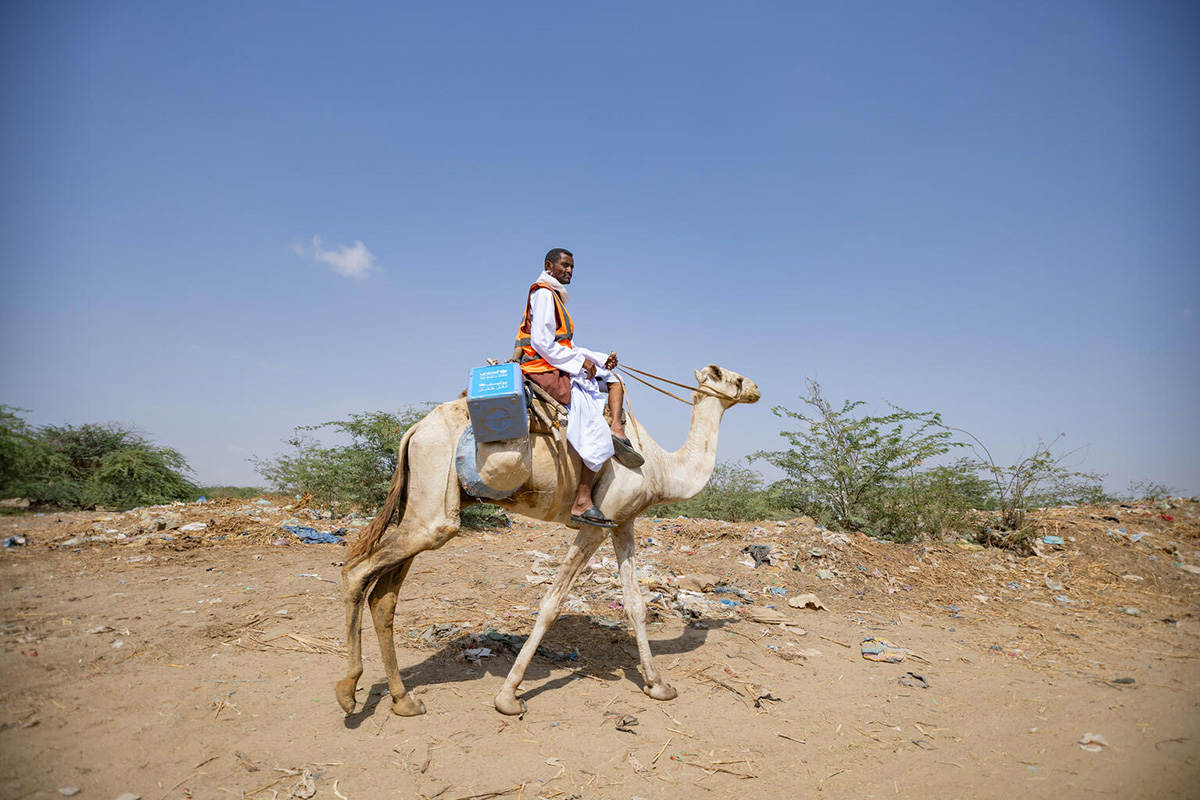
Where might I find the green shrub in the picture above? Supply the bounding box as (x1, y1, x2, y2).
(196, 486, 268, 500)
(1, 408, 198, 510)
(754, 380, 963, 540)
(253, 406, 432, 513)
(946, 429, 1108, 539)
(647, 459, 792, 522)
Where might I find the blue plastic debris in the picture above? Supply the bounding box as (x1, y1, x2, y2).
(282, 525, 347, 544)
(1042, 535, 1065, 546)
(717, 598, 742, 608)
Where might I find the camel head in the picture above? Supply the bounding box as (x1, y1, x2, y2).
(693, 364, 761, 408)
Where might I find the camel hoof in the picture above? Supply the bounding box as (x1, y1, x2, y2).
(334, 678, 359, 713)
(644, 683, 678, 702)
(494, 691, 527, 717)
(391, 695, 427, 717)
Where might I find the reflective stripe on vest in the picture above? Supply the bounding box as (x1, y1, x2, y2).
(515, 283, 574, 373)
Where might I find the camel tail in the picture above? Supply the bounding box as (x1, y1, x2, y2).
(347, 423, 417, 564)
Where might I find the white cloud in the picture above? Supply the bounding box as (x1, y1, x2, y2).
(296, 235, 378, 280)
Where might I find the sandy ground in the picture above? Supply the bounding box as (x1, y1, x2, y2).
(1, 498, 1198, 800)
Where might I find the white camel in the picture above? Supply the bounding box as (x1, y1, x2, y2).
(336, 364, 760, 718)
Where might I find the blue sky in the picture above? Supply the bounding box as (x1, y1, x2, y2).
(2, 2, 1197, 494)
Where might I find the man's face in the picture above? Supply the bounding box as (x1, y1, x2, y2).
(546, 254, 574, 285)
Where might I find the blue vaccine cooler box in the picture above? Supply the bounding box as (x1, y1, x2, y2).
(467, 364, 528, 443)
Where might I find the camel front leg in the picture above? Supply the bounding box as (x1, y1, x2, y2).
(494, 527, 606, 716)
(367, 559, 425, 716)
(613, 523, 677, 701)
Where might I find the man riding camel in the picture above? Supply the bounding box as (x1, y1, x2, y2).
(515, 248, 644, 529)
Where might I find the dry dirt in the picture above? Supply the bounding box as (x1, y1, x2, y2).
(1, 497, 1198, 800)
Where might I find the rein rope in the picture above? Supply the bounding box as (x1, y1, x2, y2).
(615, 364, 735, 406)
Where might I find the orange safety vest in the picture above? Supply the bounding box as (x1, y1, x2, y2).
(514, 282, 574, 374)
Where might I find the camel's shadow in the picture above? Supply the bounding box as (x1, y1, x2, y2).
(343, 613, 735, 728)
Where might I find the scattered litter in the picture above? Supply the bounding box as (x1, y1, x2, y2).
(1122, 607, 1141, 616)
(1178, 564, 1200, 576)
(485, 630, 577, 661)
(417, 622, 469, 645)
(179, 522, 208, 532)
(1078, 732, 1109, 752)
(815, 569, 835, 580)
(1128, 532, 1150, 543)
(289, 768, 317, 798)
(461, 647, 495, 663)
(1111, 677, 1136, 685)
(788, 593, 828, 611)
(114, 794, 141, 800)
(1053, 595, 1073, 604)
(58, 789, 80, 798)
(3, 535, 27, 547)
(1041, 535, 1064, 546)
(614, 714, 639, 733)
(1044, 577, 1064, 591)
(742, 543, 783, 567)
(561, 594, 588, 613)
(282, 525, 346, 544)
(955, 539, 984, 552)
(897, 672, 929, 689)
(85, 625, 116, 635)
(861, 638, 906, 663)
(763, 586, 787, 597)
(745, 608, 789, 625)
(753, 688, 782, 708)
(1123, 574, 1144, 582)
(674, 573, 720, 592)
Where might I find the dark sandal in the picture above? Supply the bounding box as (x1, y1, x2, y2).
(568, 506, 619, 529)
(611, 436, 645, 469)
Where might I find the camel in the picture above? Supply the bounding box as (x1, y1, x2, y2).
(336, 364, 761, 718)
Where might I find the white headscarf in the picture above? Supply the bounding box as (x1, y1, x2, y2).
(534, 269, 568, 305)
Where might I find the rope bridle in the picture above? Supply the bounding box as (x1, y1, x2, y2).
(615, 364, 737, 406)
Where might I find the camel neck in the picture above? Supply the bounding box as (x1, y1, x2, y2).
(658, 393, 725, 502)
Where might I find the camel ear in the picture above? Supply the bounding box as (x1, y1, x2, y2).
(694, 368, 703, 383)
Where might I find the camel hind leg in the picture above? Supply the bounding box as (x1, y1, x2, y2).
(337, 408, 465, 715)
(367, 558, 426, 716)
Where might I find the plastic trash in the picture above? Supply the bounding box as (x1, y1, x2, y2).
(674, 573, 720, 592)
(897, 672, 929, 689)
(861, 638, 906, 663)
(3, 535, 26, 548)
(1041, 535, 1064, 546)
(282, 525, 346, 544)
(1078, 732, 1109, 752)
(788, 593, 828, 611)
(743, 544, 772, 567)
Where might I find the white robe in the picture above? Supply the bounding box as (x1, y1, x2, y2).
(527, 271, 618, 471)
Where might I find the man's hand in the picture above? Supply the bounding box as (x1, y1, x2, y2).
(583, 360, 597, 379)
(605, 351, 618, 370)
